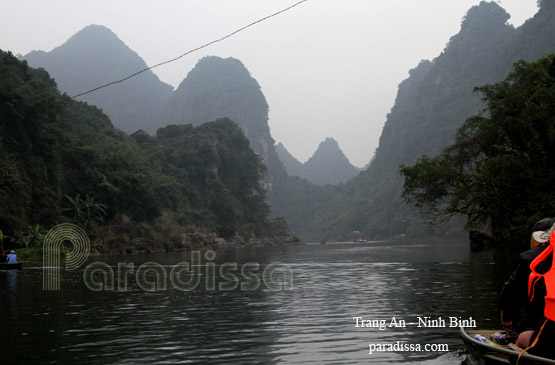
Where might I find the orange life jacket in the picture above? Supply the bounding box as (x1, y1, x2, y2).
(529, 231, 555, 321)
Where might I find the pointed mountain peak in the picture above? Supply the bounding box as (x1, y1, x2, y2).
(460, 2, 510, 33)
(303, 137, 359, 186)
(310, 137, 346, 160)
(23, 24, 173, 133)
(72, 24, 118, 38)
(317, 137, 339, 148)
(176, 56, 256, 91)
(25, 24, 146, 72)
(276, 138, 358, 186)
(167, 54, 271, 160)
(51, 24, 137, 58)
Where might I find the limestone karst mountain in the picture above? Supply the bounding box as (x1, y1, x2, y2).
(307, 1, 555, 240)
(276, 139, 359, 186)
(19, 1, 555, 241)
(23, 24, 173, 133)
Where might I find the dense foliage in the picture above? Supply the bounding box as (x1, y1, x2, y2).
(0, 50, 65, 232)
(19, 25, 331, 241)
(163, 55, 334, 238)
(16, 2, 555, 243)
(401, 54, 555, 243)
(0, 50, 279, 249)
(136, 118, 270, 238)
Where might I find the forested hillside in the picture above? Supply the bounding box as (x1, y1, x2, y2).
(0, 50, 281, 251)
(158, 55, 333, 235)
(15, 1, 555, 243)
(305, 1, 555, 241)
(165, 57, 271, 160)
(18, 24, 339, 239)
(401, 54, 555, 246)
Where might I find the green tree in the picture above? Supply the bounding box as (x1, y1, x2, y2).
(0, 51, 64, 232)
(400, 54, 555, 244)
(64, 194, 107, 229)
(156, 124, 193, 138)
(0, 50, 277, 248)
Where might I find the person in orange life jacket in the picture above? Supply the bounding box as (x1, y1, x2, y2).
(523, 228, 555, 359)
(499, 218, 554, 344)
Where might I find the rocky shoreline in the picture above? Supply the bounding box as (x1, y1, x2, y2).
(89, 225, 302, 255)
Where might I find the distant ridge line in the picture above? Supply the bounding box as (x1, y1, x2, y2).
(57, 0, 308, 104)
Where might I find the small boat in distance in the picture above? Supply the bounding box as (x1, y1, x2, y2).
(460, 327, 555, 365)
(0, 263, 22, 270)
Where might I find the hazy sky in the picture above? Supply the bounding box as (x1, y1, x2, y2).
(1, 1, 539, 167)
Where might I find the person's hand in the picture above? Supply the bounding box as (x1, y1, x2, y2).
(500, 310, 512, 327)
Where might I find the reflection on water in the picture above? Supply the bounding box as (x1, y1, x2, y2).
(0, 238, 512, 364)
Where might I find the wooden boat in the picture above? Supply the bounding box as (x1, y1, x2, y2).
(460, 327, 555, 365)
(0, 263, 22, 270)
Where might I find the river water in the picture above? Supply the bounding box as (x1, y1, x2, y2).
(1, 238, 518, 364)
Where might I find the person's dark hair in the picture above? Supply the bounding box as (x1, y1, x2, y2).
(532, 218, 555, 232)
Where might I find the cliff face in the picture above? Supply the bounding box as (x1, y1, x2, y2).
(145, 55, 331, 233)
(165, 56, 273, 164)
(373, 2, 517, 172)
(22, 28, 293, 201)
(24, 28, 278, 171)
(307, 2, 555, 241)
(22, 1, 554, 241)
(18, 23, 330, 238)
(23, 25, 173, 133)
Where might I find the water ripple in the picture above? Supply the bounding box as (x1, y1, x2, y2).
(1, 239, 485, 364)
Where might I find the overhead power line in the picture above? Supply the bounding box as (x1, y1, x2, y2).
(63, 0, 308, 102)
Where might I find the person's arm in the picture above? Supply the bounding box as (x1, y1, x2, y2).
(499, 258, 530, 326)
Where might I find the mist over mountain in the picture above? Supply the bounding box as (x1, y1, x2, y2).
(21, 27, 281, 189)
(23, 25, 173, 133)
(303, 1, 555, 241)
(23, 29, 277, 175)
(25, 27, 276, 165)
(276, 138, 359, 186)
(159, 56, 334, 236)
(165, 56, 274, 164)
(20, 25, 329, 237)
(0, 50, 280, 245)
(17, 1, 555, 242)
(275, 143, 304, 177)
